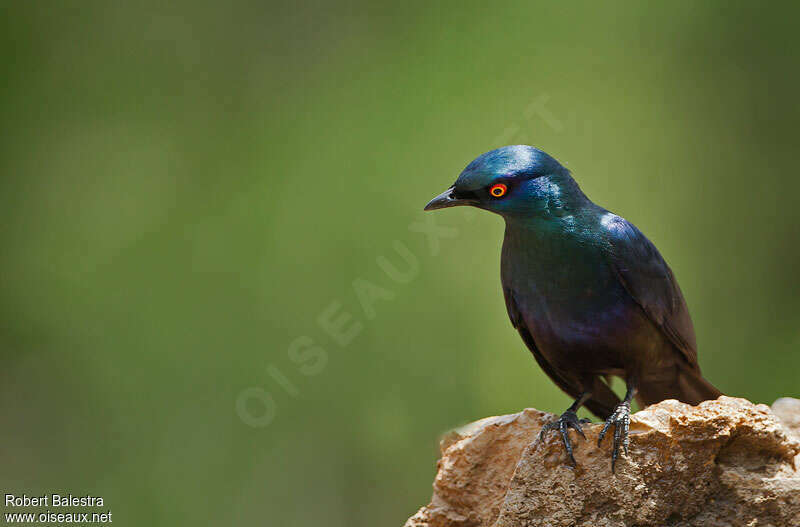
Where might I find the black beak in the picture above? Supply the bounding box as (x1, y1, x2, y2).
(424, 187, 475, 211)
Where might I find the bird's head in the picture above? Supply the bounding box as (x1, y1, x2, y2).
(424, 145, 582, 218)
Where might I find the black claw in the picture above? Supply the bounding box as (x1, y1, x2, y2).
(597, 420, 612, 446)
(538, 410, 587, 465)
(561, 430, 575, 463)
(622, 413, 630, 456)
(567, 417, 586, 439)
(597, 401, 631, 472)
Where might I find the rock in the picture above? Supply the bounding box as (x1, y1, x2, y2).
(773, 397, 800, 439)
(405, 396, 800, 527)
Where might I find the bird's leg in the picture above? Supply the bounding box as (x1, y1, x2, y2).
(537, 391, 592, 465)
(598, 380, 636, 472)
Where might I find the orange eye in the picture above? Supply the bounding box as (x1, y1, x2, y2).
(490, 183, 507, 198)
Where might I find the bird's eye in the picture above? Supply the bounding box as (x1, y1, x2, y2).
(490, 183, 508, 198)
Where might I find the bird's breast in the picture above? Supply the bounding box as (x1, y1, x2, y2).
(501, 225, 643, 363)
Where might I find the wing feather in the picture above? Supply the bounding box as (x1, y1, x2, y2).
(600, 214, 699, 368)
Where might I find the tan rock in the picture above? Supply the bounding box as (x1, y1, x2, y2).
(773, 397, 800, 439)
(405, 396, 800, 527)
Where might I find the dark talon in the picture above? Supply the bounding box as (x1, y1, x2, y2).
(538, 409, 587, 465)
(597, 401, 631, 472)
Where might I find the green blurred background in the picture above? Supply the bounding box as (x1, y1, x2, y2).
(1, 1, 799, 525)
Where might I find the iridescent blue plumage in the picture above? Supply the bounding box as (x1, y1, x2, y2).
(425, 145, 720, 469)
(455, 145, 570, 189)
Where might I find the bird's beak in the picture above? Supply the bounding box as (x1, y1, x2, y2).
(424, 187, 474, 211)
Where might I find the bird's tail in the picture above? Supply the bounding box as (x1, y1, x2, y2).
(675, 367, 722, 405)
(636, 366, 722, 408)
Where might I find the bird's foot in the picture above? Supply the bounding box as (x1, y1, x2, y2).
(537, 410, 591, 465)
(597, 401, 631, 472)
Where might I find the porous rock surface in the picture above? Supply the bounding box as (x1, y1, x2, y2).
(405, 396, 800, 527)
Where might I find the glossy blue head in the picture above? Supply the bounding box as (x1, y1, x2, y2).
(424, 145, 583, 218)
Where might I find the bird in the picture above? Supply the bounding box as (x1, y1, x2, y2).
(424, 145, 721, 470)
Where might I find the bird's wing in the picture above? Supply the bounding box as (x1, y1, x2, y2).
(600, 214, 699, 368)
